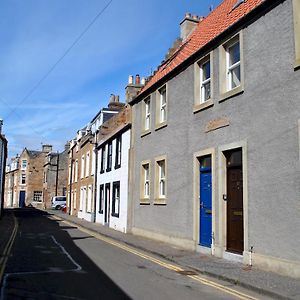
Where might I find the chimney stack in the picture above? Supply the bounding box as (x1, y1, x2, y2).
(125, 74, 145, 103)
(108, 94, 125, 110)
(42, 144, 53, 153)
(180, 13, 204, 42)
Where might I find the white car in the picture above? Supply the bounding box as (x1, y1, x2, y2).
(51, 196, 66, 210)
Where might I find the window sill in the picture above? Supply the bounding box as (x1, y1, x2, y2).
(219, 85, 244, 102)
(155, 122, 168, 131)
(193, 99, 214, 113)
(140, 199, 150, 205)
(294, 59, 300, 71)
(154, 198, 167, 205)
(141, 130, 151, 138)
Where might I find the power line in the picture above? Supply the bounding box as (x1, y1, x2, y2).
(4, 0, 113, 120)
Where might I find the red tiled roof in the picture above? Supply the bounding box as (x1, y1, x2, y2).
(138, 0, 264, 97)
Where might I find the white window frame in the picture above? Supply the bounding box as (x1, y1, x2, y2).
(226, 40, 241, 91)
(73, 189, 77, 209)
(21, 174, 26, 185)
(144, 97, 151, 131)
(87, 185, 92, 213)
(21, 160, 27, 170)
(154, 155, 167, 204)
(159, 86, 167, 123)
(200, 58, 211, 103)
(81, 155, 85, 179)
(75, 159, 78, 182)
(33, 191, 42, 202)
(158, 160, 166, 198)
(85, 151, 90, 177)
(143, 163, 150, 199)
(91, 151, 95, 175)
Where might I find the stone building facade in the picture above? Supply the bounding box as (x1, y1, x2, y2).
(129, 0, 300, 278)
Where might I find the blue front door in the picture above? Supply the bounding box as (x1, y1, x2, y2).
(199, 157, 212, 247)
(19, 191, 26, 208)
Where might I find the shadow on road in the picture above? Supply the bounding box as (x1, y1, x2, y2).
(1, 208, 131, 300)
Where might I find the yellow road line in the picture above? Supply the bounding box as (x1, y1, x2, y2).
(52, 215, 260, 300)
(0, 212, 18, 283)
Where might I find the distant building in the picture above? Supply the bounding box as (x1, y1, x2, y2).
(5, 145, 53, 208)
(68, 95, 124, 221)
(43, 144, 69, 209)
(0, 120, 8, 216)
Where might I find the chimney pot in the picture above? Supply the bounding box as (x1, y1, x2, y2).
(128, 75, 134, 84)
(135, 74, 140, 85)
(141, 77, 146, 85)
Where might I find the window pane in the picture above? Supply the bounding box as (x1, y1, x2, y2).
(202, 61, 210, 80)
(202, 82, 211, 101)
(229, 42, 240, 66)
(231, 65, 241, 88)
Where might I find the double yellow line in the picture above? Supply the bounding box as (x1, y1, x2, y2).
(0, 211, 18, 283)
(53, 216, 260, 300)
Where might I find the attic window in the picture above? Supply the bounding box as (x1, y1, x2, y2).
(232, 0, 245, 11)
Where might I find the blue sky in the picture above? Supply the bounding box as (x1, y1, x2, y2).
(0, 0, 221, 159)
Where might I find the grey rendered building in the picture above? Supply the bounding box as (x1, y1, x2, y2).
(129, 0, 300, 278)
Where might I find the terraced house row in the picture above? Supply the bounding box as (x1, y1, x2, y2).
(66, 0, 300, 279)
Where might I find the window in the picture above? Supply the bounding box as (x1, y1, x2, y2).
(21, 174, 26, 185)
(73, 189, 77, 209)
(33, 191, 42, 202)
(155, 156, 167, 204)
(100, 147, 106, 173)
(112, 181, 120, 217)
(219, 32, 244, 101)
(115, 136, 122, 169)
(99, 184, 104, 213)
(293, 0, 300, 69)
(159, 86, 167, 123)
(106, 142, 112, 172)
(142, 163, 150, 199)
(87, 185, 92, 213)
(86, 152, 90, 177)
(81, 155, 85, 179)
(75, 160, 78, 182)
(200, 59, 211, 103)
(43, 171, 47, 183)
(226, 40, 241, 90)
(21, 160, 27, 170)
(158, 160, 166, 198)
(143, 97, 151, 132)
(80, 187, 86, 211)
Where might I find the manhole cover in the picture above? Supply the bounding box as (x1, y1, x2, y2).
(177, 270, 198, 276)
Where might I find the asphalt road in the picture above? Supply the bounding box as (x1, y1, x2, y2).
(0, 209, 270, 300)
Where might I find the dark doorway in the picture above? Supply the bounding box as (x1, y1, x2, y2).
(225, 149, 244, 254)
(19, 191, 26, 208)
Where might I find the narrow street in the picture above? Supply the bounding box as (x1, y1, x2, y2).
(0, 209, 271, 300)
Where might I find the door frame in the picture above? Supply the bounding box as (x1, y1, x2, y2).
(193, 148, 216, 255)
(218, 141, 249, 262)
(104, 183, 111, 225)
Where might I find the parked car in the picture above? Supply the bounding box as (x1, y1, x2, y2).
(51, 196, 66, 210)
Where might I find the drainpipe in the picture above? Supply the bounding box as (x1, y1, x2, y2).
(68, 147, 74, 215)
(55, 152, 60, 196)
(92, 133, 98, 223)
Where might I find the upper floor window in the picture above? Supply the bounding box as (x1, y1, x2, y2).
(115, 136, 122, 169)
(21, 174, 26, 185)
(21, 160, 27, 170)
(159, 86, 167, 123)
(81, 155, 85, 179)
(91, 151, 95, 175)
(106, 142, 112, 172)
(200, 59, 211, 103)
(226, 40, 241, 90)
(144, 97, 151, 131)
(85, 151, 90, 177)
(75, 159, 78, 182)
(100, 147, 106, 174)
(142, 163, 150, 199)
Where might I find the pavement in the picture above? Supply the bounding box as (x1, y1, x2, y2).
(2, 208, 300, 300)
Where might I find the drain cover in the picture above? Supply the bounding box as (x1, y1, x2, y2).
(177, 270, 198, 276)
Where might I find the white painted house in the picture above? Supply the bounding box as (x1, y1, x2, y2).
(95, 107, 131, 233)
